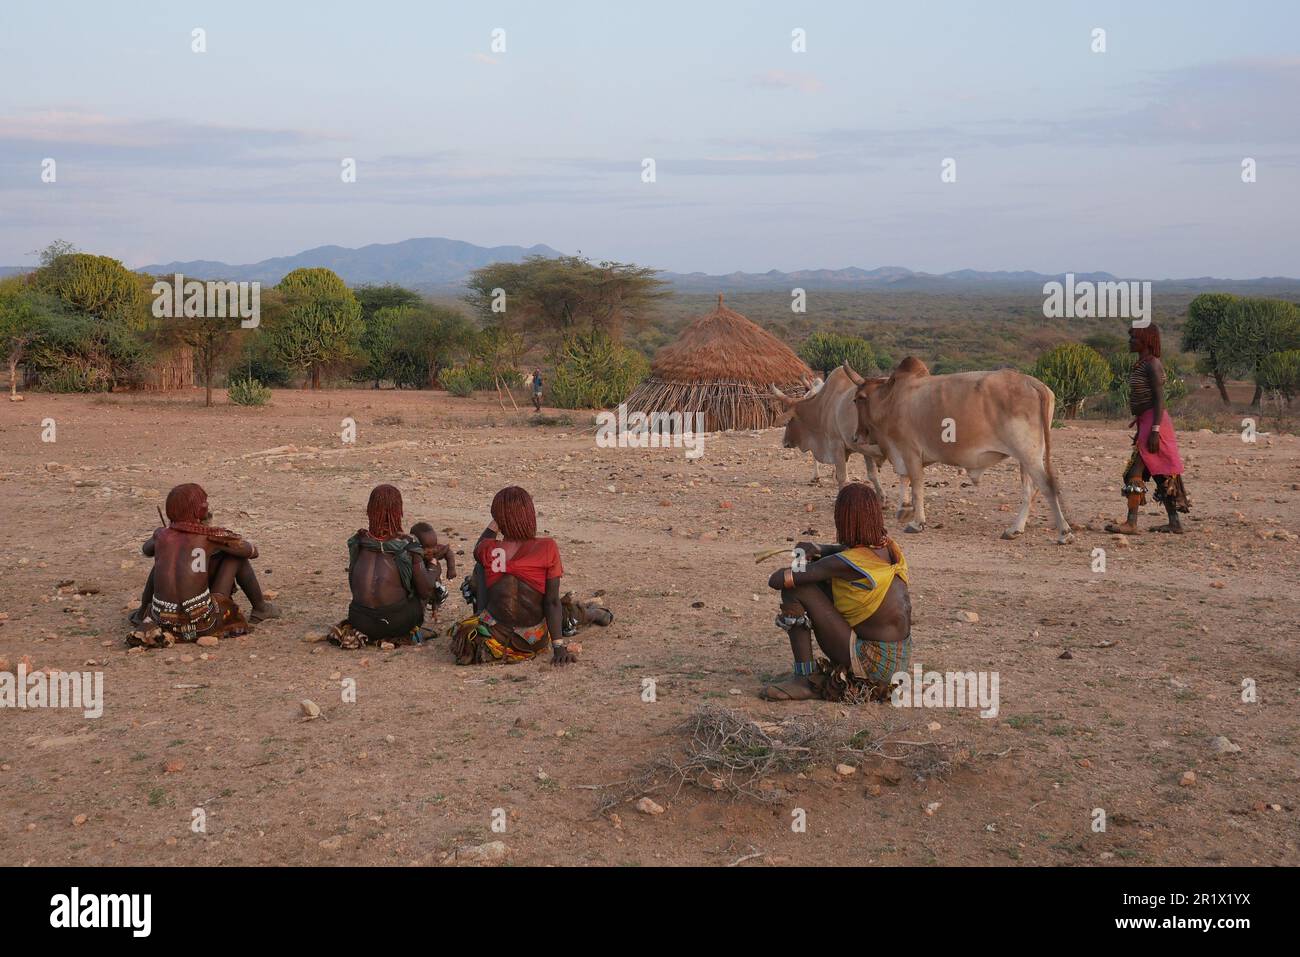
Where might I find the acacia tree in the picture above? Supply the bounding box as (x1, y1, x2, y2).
(1182, 293, 1240, 404)
(1218, 298, 1300, 407)
(0, 277, 63, 397)
(464, 255, 669, 346)
(269, 268, 364, 389)
(355, 284, 426, 387)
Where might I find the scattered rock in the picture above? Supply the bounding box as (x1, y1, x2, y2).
(1058, 649, 1073, 660)
(635, 797, 665, 816)
(835, 763, 856, 777)
(163, 759, 184, 774)
(300, 699, 322, 719)
(955, 610, 979, 623)
(1209, 735, 1241, 755)
(195, 636, 219, 648)
(924, 801, 942, 816)
(73, 814, 88, 826)
(450, 840, 509, 865)
(318, 835, 343, 851)
(927, 721, 941, 732)
(1180, 770, 1196, 787)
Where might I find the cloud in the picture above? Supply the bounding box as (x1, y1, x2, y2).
(0, 109, 342, 171)
(750, 70, 825, 94)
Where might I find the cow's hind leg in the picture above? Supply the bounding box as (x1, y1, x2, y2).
(1017, 456, 1073, 544)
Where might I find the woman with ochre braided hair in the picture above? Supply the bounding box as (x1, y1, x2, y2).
(1105, 323, 1191, 535)
(762, 482, 911, 702)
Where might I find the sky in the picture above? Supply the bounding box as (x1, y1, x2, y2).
(0, 0, 1297, 277)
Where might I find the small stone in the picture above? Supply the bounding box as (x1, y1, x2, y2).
(384, 734, 396, 744)
(835, 763, 856, 777)
(955, 610, 979, 623)
(924, 801, 941, 816)
(319, 835, 343, 851)
(163, 759, 184, 773)
(1058, 649, 1073, 660)
(73, 814, 88, 826)
(301, 700, 322, 719)
(1209, 735, 1241, 755)
(1078, 758, 1092, 769)
(1180, 770, 1196, 787)
(927, 721, 941, 732)
(379, 641, 395, 651)
(635, 797, 665, 815)
(451, 840, 509, 865)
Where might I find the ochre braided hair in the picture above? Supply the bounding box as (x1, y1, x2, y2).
(834, 481, 889, 549)
(491, 486, 537, 540)
(366, 484, 404, 540)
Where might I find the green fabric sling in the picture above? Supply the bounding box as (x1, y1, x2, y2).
(347, 532, 423, 599)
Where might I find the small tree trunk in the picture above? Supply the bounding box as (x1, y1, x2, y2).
(8, 351, 18, 397)
(1213, 371, 1230, 404)
(312, 363, 322, 390)
(1251, 382, 1262, 407)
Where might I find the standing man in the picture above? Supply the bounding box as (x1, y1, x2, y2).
(531, 368, 544, 412)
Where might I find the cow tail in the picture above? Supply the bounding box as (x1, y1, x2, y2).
(1040, 383, 1060, 496)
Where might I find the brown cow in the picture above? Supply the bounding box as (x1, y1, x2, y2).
(848, 358, 1073, 544)
(772, 367, 885, 493)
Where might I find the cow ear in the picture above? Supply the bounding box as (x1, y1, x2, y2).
(842, 362, 865, 386)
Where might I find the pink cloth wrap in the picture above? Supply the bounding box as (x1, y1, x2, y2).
(1134, 408, 1184, 476)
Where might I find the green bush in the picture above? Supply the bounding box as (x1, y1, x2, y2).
(550, 330, 649, 409)
(1259, 349, 1300, 400)
(24, 313, 147, 392)
(798, 331, 876, 377)
(1102, 351, 1188, 415)
(227, 377, 271, 406)
(440, 366, 476, 397)
(229, 350, 292, 388)
(1033, 343, 1111, 419)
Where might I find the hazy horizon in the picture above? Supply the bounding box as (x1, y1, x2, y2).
(2, 0, 1297, 278)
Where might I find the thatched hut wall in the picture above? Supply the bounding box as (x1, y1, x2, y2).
(138, 347, 195, 391)
(623, 296, 812, 431)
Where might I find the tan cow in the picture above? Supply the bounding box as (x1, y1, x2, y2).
(772, 367, 885, 494)
(847, 358, 1073, 544)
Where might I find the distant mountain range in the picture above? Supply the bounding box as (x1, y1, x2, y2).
(3, 236, 1297, 294)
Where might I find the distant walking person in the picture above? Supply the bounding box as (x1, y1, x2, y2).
(531, 368, 543, 412)
(1106, 323, 1191, 535)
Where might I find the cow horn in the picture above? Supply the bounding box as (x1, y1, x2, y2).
(770, 384, 797, 407)
(842, 362, 865, 386)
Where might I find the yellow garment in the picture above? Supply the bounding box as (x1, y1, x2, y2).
(830, 542, 909, 627)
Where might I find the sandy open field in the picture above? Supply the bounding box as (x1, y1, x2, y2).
(1, 388, 1297, 867)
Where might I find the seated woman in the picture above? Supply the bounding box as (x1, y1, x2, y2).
(329, 484, 436, 649)
(449, 486, 576, 666)
(761, 482, 912, 702)
(128, 483, 279, 648)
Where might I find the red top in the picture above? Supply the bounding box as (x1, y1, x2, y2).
(474, 537, 563, 595)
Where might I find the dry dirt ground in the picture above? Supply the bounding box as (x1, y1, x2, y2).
(1, 389, 1297, 867)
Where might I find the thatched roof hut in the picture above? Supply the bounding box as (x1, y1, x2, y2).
(623, 295, 813, 431)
